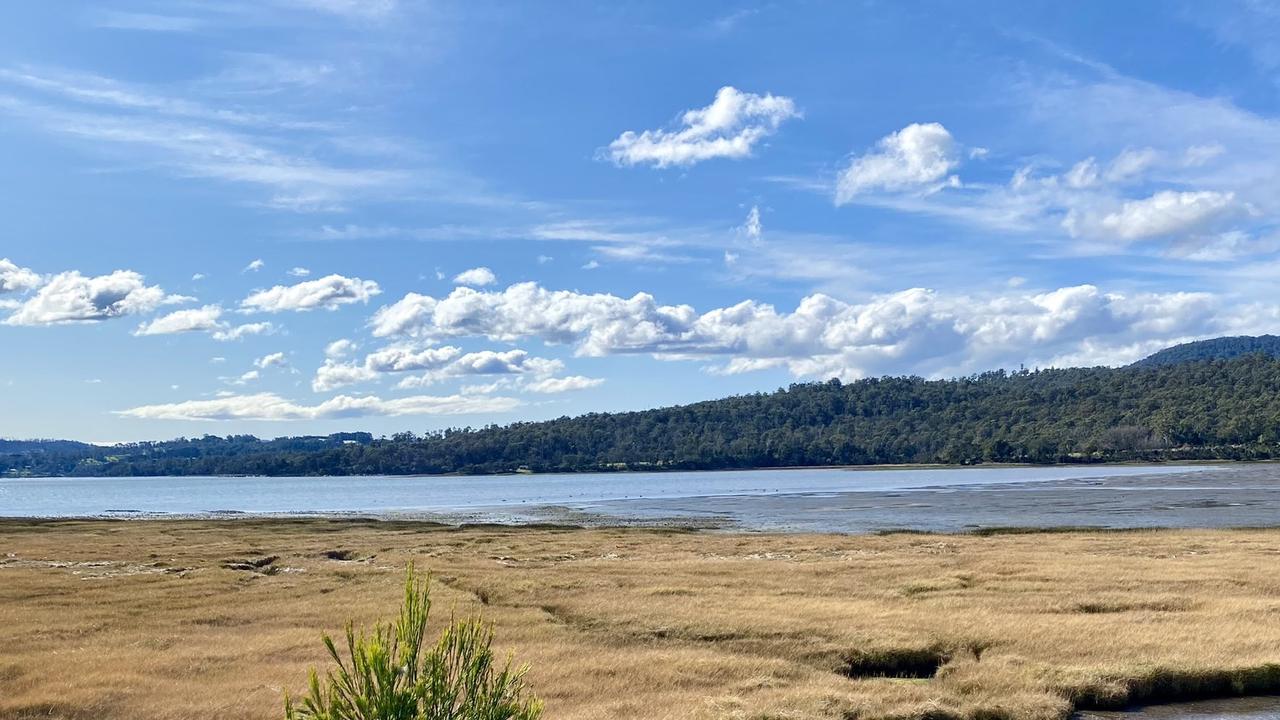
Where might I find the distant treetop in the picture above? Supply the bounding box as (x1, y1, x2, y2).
(1132, 335, 1280, 368)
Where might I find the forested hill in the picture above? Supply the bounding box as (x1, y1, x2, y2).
(7, 354, 1280, 477)
(1132, 335, 1280, 368)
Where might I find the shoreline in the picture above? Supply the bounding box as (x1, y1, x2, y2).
(1, 457, 1249, 481)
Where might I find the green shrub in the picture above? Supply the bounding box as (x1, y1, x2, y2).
(285, 565, 543, 720)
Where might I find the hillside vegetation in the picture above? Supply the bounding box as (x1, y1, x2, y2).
(1131, 335, 1280, 367)
(7, 352, 1280, 477)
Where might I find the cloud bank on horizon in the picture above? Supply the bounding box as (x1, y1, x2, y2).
(4, 1, 1280, 440)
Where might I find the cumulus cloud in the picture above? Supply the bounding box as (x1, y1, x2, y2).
(452, 267, 496, 287)
(0, 259, 41, 294)
(229, 370, 260, 385)
(836, 122, 959, 203)
(311, 360, 379, 392)
(243, 259, 265, 273)
(211, 321, 276, 341)
(312, 342, 568, 392)
(605, 86, 799, 168)
(366, 281, 1249, 381)
(135, 305, 225, 336)
(4, 270, 182, 326)
(1098, 190, 1240, 241)
(254, 351, 287, 369)
(312, 345, 465, 391)
(288, 267, 311, 277)
(116, 391, 519, 421)
(240, 273, 380, 313)
(324, 338, 357, 358)
(134, 306, 278, 341)
(395, 350, 563, 389)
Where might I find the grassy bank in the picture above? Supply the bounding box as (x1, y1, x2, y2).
(1, 520, 1279, 719)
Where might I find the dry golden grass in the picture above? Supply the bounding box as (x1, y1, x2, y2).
(1, 519, 1279, 720)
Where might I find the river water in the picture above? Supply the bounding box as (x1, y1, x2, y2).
(3, 462, 1280, 532)
(1078, 696, 1280, 720)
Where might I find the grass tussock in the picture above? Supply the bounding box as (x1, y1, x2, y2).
(1, 519, 1279, 720)
(1066, 664, 1280, 709)
(840, 646, 950, 679)
(285, 566, 541, 720)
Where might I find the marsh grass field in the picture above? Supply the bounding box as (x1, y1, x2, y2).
(2, 519, 1279, 720)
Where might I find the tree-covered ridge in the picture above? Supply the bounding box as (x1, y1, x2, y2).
(7, 354, 1280, 477)
(1132, 335, 1280, 367)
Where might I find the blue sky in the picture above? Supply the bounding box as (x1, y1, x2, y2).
(4, 1, 1280, 442)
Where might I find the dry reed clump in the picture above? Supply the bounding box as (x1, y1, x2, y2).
(0, 520, 1279, 720)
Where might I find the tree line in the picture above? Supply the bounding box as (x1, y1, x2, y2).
(6, 354, 1280, 477)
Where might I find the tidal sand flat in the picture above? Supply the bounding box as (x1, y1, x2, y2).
(2, 520, 1279, 720)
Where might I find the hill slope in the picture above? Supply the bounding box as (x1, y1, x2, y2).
(7, 354, 1280, 477)
(1133, 335, 1280, 367)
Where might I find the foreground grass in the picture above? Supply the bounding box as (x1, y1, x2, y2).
(0, 520, 1278, 720)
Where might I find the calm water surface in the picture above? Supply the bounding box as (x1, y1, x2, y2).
(4, 463, 1280, 532)
(1078, 697, 1280, 720)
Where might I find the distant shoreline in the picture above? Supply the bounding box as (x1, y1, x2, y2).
(1, 457, 1247, 481)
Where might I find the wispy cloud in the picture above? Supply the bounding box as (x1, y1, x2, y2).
(89, 11, 205, 33)
(0, 66, 330, 130)
(116, 390, 520, 422)
(0, 92, 403, 212)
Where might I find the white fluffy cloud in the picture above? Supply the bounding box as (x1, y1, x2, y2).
(4, 270, 181, 326)
(312, 343, 570, 392)
(367, 281, 1251, 381)
(324, 338, 357, 358)
(135, 305, 226, 336)
(311, 360, 378, 392)
(313, 345, 465, 391)
(254, 351, 287, 369)
(241, 274, 380, 313)
(452, 267, 496, 287)
(0, 259, 40, 294)
(395, 350, 564, 389)
(211, 321, 276, 341)
(606, 86, 799, 168)
(370, 283, 698, 355)
(836, 122, 959, 202)
(134, 305, 278, 341)
(116, 391, 520, 421)
(1098, 190, 1239, 241)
